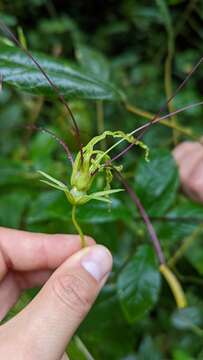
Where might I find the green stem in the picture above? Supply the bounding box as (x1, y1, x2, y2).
(164, 41, 178, 144)
(71, 205, 86, 247)
(96, 100, 105, 150)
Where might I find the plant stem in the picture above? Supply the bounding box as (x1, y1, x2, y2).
(164, 14, 178, 144)
(94, 102, 202, 168)
(115, 169, 165, 264)
(71, 205, 86, 247)
(114, 169, 187, 308)
(110, 102, 203, 163)
(96, 100, 105, 150)
(159, 264, 187, 308)
(125, 102, 193, 137)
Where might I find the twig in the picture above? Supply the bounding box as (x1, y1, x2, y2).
(71, 205, 86, 247)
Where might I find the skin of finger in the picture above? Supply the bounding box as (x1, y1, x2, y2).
(186, 161, 203, 202)
(173, 141, 203, 162)
(0, 246, 112, 360)
(179, 152, 203, 184)
(173, 142, 203, 203)
(0, 228, 95, 280)
(0, 273, 20, 321)
(61, 353, 69, 360)
(173, 144, 203, 185)
(0, 270, 53, 320)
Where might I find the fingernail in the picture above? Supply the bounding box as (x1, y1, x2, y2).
(81, 245, 112, 282)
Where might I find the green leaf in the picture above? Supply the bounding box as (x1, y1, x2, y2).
(157, 199, 203, 247)
(76, 45, 110, 81)
(172, 348, 194, 360)
(117, 245, 161, 323)
(134, 149, 179, 216)
(0, 191, 31, 227)
(171, 307, 203, 331)
(1, 288, 38, 325)
(0, 157, 31, 186)
(27, 191, 131, 224)
(0, 44, 124, 101)
(185, 235, 203, 275)
(137, 335, 161, 360)
(67, 336, 95, 360)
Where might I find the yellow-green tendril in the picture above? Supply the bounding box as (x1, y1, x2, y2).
(71, 205, 86, 248)
(159, 264, 187, 309)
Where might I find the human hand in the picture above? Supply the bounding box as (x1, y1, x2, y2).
(173, 141, 203, 203)
(0, 227, 112, 359)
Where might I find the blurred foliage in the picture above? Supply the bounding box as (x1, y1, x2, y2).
(0, 0, 203, 358)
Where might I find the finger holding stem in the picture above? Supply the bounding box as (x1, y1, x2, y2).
(71, 205, 86, 248)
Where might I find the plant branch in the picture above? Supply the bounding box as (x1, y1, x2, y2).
(114, 168, 187, 308)
(0, 19, 84, 162)
(111, 101, 203, 163)
(27, 125, 74, 165)
(71, 205, 86, 247)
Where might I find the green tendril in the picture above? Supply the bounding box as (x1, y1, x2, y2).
(71, 205, 86, 248)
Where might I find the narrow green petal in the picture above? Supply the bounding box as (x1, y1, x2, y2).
(38, 170, 67, 188)
(40, 180, 68, 192)
(91, 188, 124, 197)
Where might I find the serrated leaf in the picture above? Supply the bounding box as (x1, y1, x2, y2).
(117, 245, 161, 323)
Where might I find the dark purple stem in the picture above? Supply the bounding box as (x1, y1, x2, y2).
(0, 20, 84, 162)
(136, 55, 203, 139)
(115, 169, 165, 265)
(27, 125, 74, 165)
(111, 101, 203, 162)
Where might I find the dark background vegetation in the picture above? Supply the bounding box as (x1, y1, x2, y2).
(0, 0, 203, 359)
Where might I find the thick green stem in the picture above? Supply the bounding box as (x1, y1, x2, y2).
(71, 205, 86, 248)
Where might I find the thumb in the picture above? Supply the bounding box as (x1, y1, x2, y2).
(5, 245, 112, 360)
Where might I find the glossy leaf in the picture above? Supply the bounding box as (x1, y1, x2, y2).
(76, 44, 110, 81)
(0, 44, 124, 101)
(117, 245, 161, 323)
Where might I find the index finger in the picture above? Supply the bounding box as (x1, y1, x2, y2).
(0, 227, 94, 281)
